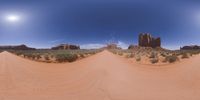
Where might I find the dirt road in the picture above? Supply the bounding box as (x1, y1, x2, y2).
(0, 50, 200, 100)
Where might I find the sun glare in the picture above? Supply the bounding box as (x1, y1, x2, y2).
(6, 15, 19, 22)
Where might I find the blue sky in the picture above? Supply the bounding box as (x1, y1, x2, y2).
(0, 0, 200, 49)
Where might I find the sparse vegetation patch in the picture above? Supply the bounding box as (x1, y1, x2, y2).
(108, 47, 200, 65)
(135, 56, 141, 62)
(181, 53, 189, 59)
(150, 58, 159, 64)
(164, 55, 178, 63)
(55, 53, 78, 62)
(8, 49, 102, 63)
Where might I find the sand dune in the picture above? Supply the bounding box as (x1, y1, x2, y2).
(0, 50, 200, 100)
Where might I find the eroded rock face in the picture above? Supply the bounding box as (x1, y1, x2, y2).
(0, 44, 36, 50)
(151, 37, 161, 48)
(139, 33, 161, 48)
(51, 44, 80, 50)
(180, 45, 200, 50)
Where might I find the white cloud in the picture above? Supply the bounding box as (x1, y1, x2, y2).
(80, 41, 129, 49)
(117, 41, 129, 49)
(49, 39, 64, 43)
(163, 45, 181, 50)
(80, 43, 106, 49)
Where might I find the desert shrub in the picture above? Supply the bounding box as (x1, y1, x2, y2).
(188, 50, 200, 55)
(164, 55, 178, 63)
(24, 54, 34, 59)
(31, 55, 37, 60)
(79, 54, 85, 58)
(189, 53, 193, 56)
(44, 55, 50, 61)
(126, 53, 134, 58)
(36, 54, 41, 60)
(8, 49, 102, 63)
(15, 52, 23, 56)
(161, 53, 167, 57)
(149, 52, 157, 58)
(118, 52, 123, 56)
(130, 53, 134, 58)
(50, 55, 54, 58)
(55, 53, 78, 62)
(90, 52, 96, 55)
(135, 56, 141, 62)
(181, 53, 189, 59)
(150, 58, 159, 64)
(113, 51, 117, 54)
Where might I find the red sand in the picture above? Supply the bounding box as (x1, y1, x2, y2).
(0, 50, 200, 100)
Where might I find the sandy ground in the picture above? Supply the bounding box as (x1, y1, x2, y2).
(0, 50, 200, 100)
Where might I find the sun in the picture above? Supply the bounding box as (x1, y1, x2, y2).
(6, 15, 20, 22)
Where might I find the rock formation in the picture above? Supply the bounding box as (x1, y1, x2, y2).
(180, 45, 200, 50)
(0, 44, 36, 50)
(51, 44, 80, 50)
(138, 33, 161, 48)
(128, 45, 138, 49)
(105, 44, 122, 49)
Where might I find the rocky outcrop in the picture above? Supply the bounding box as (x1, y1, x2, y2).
(128, 45, 138, 49)
(0, 44, 36, 50)
(180, 45, 200, 50)
(51, 44, 80, 50)
(139, 33, 161, 48)
(105, 44, 122, 49)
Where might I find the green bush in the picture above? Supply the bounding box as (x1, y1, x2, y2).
(55, 53, 78, 62)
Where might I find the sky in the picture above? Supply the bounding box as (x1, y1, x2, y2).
(0, 0, 200, 49)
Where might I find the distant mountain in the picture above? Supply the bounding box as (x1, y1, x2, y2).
(0, 44, 36, 50)
(180, 45, 200, 50)
(51, 44, 80, 50)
